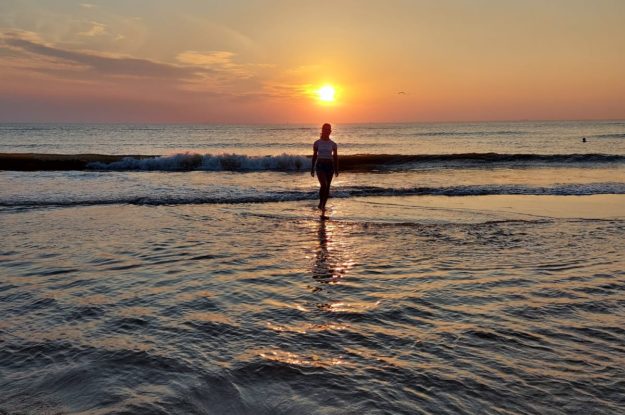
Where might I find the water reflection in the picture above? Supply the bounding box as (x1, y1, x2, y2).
(312, 218, 352, 284)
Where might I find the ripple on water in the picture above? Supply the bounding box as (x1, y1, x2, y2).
(1, 204, 624, 414)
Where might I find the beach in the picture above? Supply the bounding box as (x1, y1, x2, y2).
(1, 122, 625, 414)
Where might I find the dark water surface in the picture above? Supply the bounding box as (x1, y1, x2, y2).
(2, 121, 624, 414)
(1, 198, 624, 414)
(1, 120, 625, 156)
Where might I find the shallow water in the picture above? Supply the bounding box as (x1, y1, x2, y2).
(1, 121, 625, 414)
(1, 197, 625, 414)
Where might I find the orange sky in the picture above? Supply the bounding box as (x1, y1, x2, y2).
(1, 0, 624, 123)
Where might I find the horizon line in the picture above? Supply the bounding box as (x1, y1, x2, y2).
(1, 117, 624, 126)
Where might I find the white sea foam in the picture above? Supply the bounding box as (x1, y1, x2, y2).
(88, 153, 311, 171)
(82, 152, 625, 172)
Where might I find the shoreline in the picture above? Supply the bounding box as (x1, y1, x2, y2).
(238, 194, 625, 224)
(4, 195, 623, 223)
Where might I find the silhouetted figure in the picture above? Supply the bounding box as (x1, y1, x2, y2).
(311, 123, 339, 215)
(582, 137, 587, 143)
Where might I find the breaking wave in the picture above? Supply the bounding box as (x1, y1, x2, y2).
(2, 152, 625, 172)
(90, 153, 310, 171)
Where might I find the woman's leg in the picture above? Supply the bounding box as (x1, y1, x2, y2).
(323, 172, 333, 208)
(317, 170, 329, 209)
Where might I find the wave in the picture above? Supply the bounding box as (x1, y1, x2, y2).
(2, 183, 623, 208)
(411, 130, 526, 137)
(589, 133, 625, 139)
(90, 153, 310, 171)
(2, 152, 625, 172)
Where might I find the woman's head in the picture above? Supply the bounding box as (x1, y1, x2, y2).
(321, 123, 332, 138)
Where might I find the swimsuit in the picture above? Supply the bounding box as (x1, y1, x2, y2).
(315, 159, 334, 176)
(314, 139, 337, 175)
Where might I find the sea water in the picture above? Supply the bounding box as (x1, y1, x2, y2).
(1, 121, 624, 414)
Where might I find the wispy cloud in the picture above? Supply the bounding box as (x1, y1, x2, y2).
(1, 31, 199, 79)
(0, 31, 281, 86)
(261, 82, 312, 99)
(79, 21, 107, 37)
(176, 50, 273, 79)
(177, 51, 236, 66)
(0, 30, 286, 104)
(1, 31, 319, 108)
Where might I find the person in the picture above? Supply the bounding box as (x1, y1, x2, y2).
(311, 123, 339, 213)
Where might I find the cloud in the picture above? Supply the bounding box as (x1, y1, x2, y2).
(176, 50, 273, 79)
(79, 21, 107, 37)
(177, 50, 236, 66)
(1, 30, 42, 43)
(1, 31, 199, 79)
(80, 3, 97, 9)
(0, 31, 281, 105)
(261, 82, 312, 99)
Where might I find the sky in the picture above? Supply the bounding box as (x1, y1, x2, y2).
(1, 0, 624, 123)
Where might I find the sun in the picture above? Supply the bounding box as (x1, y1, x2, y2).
(317, 85, 336, 102)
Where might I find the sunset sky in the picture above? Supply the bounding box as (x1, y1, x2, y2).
(1, 0, 624, 123)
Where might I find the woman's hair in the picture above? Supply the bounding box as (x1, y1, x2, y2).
(321, 123, 332, 133)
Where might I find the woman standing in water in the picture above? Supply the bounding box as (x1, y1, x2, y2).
(311, 123, 339, 213)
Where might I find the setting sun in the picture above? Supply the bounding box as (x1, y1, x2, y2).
(317, 85, 336, 102)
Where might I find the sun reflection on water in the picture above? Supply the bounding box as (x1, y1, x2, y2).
(312, 218, 356, 284)
(259, 349, 346, 368)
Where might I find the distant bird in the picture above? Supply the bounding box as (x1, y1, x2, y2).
(398, 91, 406, 95)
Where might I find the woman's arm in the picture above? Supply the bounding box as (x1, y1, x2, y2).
(311, 145, 317, 177)
(333, 145, 339, 177)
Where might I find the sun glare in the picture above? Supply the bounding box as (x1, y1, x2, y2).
(317, 85, 336, 102)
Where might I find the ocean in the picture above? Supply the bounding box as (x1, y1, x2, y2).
(1, 121, 624, 414)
